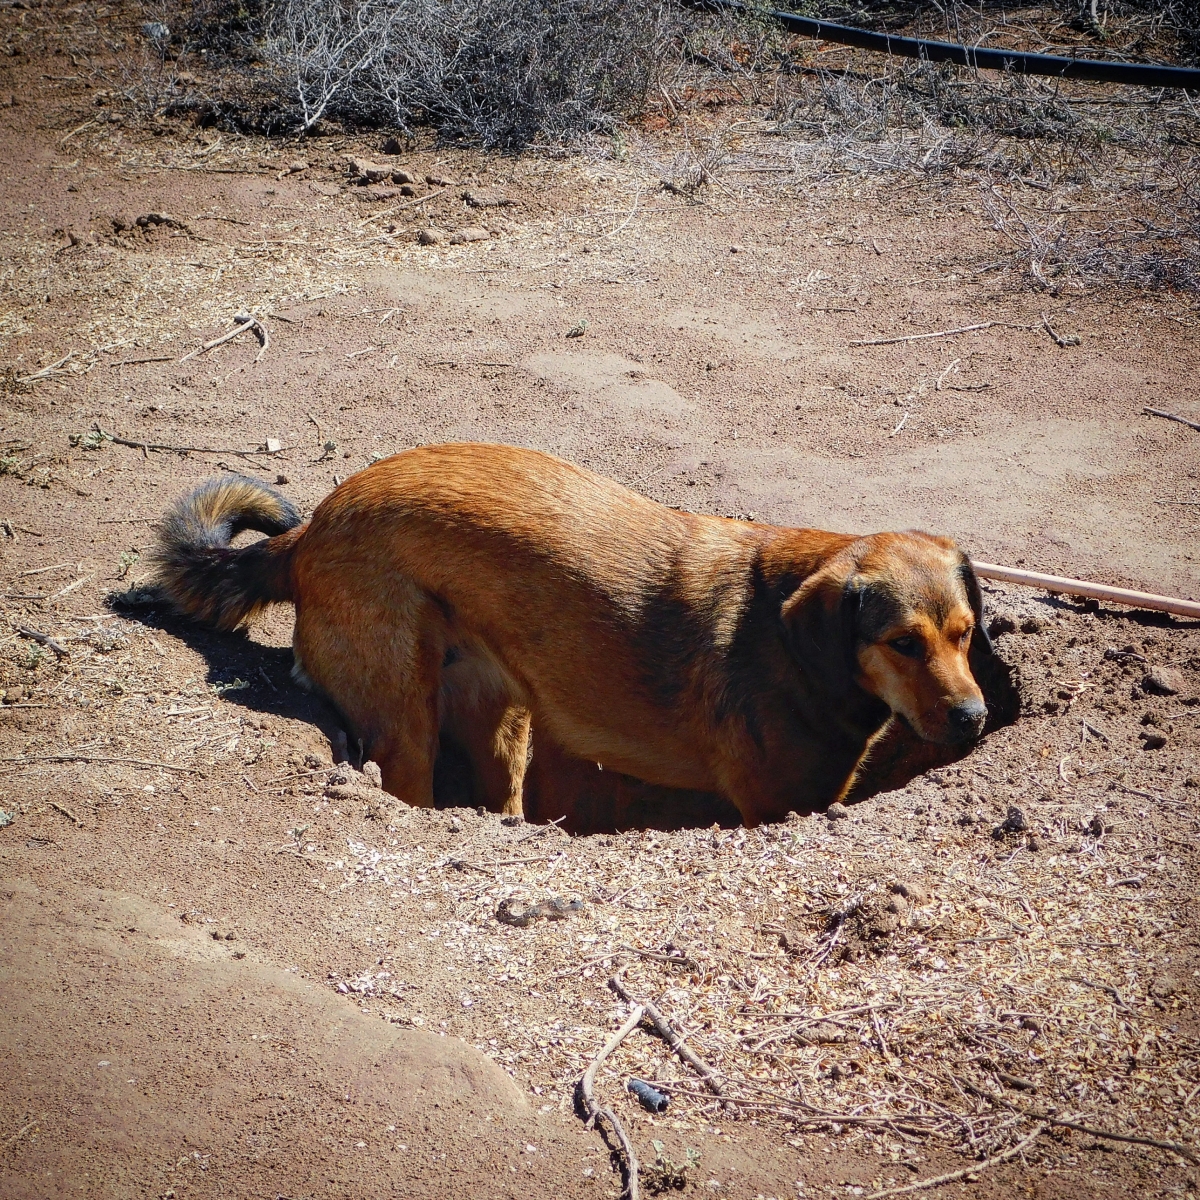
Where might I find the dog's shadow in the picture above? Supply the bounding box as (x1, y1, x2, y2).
(112, 594, 347, 751)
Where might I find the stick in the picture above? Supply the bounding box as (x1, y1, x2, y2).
(580, 1005, 644, 1200)
(358, 187, 450, 226)
(1042, 312, 1080, 347)
(16, 626, 69, 659)
(107, 356, 173, 368)
(967, 1084, 1199, 1164)
(1144, 406, 1200, 433)
(0, 753, 200, 773)
(95, 425, 287, 461)
(608, 978, 732, 1110)
(50, 800, 82, 825)
(864, 1124, 1046, 1200)
(850, 322, 1027, 347)
(179, 313, 268, 363)
(971, 561, 1200, 619)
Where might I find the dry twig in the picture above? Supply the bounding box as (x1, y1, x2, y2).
(864, 1123, 1046, 1199)
(1144, 406, 1200, 433)
(579, 1004, 644, 1200)
(15, 626, 69, 659)
(609, 977, 732, 1110)
(95, 425, 287, 461)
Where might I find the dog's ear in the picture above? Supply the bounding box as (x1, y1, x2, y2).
(780, 558, 862, 696)
(958, 553, 992, 653)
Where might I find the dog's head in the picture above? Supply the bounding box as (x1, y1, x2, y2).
(782, 531, 988, 745)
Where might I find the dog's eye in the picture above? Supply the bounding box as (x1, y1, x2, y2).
(889, 636, 922, 658)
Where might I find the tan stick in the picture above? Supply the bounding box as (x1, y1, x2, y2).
(864, 1123, 1046, 1200)
(608, 978, 732, 1110)
(967, 1082, 1200, 1164)
(580, 1004, 644, 1200)
(16, 626, 69, 660)
(1145, 406, 1200, 433)
(0, 753, 200, 773)
(971, 561, 1200, 619)
(849, 322, 1031, 347)
(358, 186, 451, 227)
(96, 425, 287, 461)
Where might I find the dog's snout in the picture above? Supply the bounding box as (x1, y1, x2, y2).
(947, 697, 987, 741)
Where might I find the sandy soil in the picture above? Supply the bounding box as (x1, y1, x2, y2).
(1, 5, 1199, 1198)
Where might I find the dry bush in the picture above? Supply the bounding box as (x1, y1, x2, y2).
(168, 0, 690, 146)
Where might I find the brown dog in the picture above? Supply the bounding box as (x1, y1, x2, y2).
(155, 443, 990, 827)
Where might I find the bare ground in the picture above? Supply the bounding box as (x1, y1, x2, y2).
(2, 5, 1199, 1198)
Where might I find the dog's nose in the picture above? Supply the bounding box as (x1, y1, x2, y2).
(947, 698, 987, 741)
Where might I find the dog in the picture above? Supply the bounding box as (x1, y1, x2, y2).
(154, 442, 991, 827)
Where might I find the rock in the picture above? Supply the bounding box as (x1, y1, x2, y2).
(283, 159, 309, 175)
(275, 473, 289, 485)
(427, 174, 457, 186)
(448, 226, 489, 244)
(417, 228, 444, 246)
(362, 186, 399, 201)
(448, 816, 463, 833)
(346, 156, 391, 184)
(1020, 617, 1044, 634)
(803, 1021, 846, 1045)
(390, 169, 416, 185)
(399, 184, 416, 197)
(1143, 666, 1185, 696)
(462, 189, 515, 208)
(362, 760, 383, 790)
(825, 801, 850, 820)
(987, 614, 1017, 638)
(992, 806, 1028, 838)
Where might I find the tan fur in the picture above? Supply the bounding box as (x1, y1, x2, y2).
(156, 444, 988, 826)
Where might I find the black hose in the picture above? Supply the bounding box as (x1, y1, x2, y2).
(688, 0, 1200, 90)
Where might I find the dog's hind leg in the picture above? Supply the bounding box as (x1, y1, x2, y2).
(292, 578, 447, 809)
(440, 653, 530, 816)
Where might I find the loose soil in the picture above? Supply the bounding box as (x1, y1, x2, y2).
(1, 6, 1198, 1199)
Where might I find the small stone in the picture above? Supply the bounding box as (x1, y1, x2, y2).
(362, 760, 383, 789)
(1143, 666, 1185, 696)
(992, 806, 1028, 838)
(284, 159, 309, 175)
(363, 186, 399, 201)
(264, 438, 282, 453)
(390, 169, 416, 185)
(448, 226, 488, 244)
(462, 189, 515, 208)
(427, 174, 457, 186)
(417, 228, 444, 245)
(275, 473, 289, 485)
(1020, 617, 1044, 634)
(825, 801, 850, 820)
(448, 816, 463, 833)
(399, 184, 416, 197)
(346, 156, 391, 184)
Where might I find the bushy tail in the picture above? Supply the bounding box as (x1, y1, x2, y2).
(154, 475, 304, 630)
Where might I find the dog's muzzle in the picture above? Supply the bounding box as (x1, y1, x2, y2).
(945, 697, 987, 743)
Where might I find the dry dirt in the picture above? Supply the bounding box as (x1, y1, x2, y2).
(2, 5, 1200, 1199)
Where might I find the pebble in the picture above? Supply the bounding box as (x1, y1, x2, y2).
(391, 169, 416, 185)
(448, 816, 463, 833)
(992, 805, 1028, 838)
(1149, 974, 1180, 998)
(1142, 666, 1184, 696)
(1020, 617, 1044, 634)
(449, 226, 489, 244)
(417, 228, 445, 245)
(346, 156, 391, 184)
(825, 801, 850, 820)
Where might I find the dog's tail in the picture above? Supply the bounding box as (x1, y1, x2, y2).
(154, 475, 304, 630)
